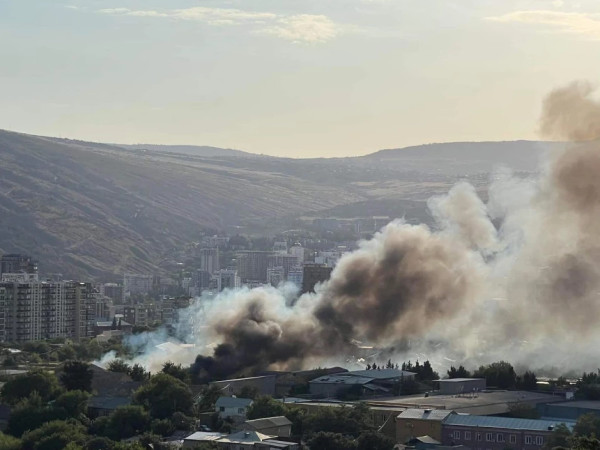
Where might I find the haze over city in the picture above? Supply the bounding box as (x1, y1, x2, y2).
(3, 0, 600, 157)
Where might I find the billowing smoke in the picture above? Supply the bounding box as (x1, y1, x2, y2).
(109, 81, 600, 377)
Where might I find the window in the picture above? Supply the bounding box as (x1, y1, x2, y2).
(536, 436, 544, 445)
(464, 431, 471, 440)
(525, 435, 533, 444)
(497, 433, 505, 443)
(476, 432, 482, 441)
(486, 432, 494, 442)
(510, 434, 517, 444)
(453, 431, 461, 439)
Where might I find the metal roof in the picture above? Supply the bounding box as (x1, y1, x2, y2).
(184, 432, 224, 442)
(245, 416, 292, 428)
(218, 431, 274, 443)
(443, 414, 575, 431)
(398, 408, 454, 421)
(310, 375, 374, 385)
(347, 369, 416, 380)
(549, 401, 600, 410)
(439, 378, 485, 383)
(215, 397, 253, 408)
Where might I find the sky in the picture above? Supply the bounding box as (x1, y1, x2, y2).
(1, 0, 600, 158)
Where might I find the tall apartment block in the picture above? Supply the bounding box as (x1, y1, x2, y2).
(0, 280, 96, 343)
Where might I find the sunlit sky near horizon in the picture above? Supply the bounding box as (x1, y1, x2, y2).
(1, 0, 600, 157)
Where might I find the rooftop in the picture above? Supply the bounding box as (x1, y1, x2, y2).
(443, 414, 575, 432)
(215, 397, 253, 408)
(245, 416, 292, 429)
(346, 369, 416, 380)
(548, 401, 600, 410)
(439, 378, 485, 383)
(310, 375, 374, 385)
(184, 432, 224, 442)
(218, 430, 274, 443)
(398, 408, 455, 421)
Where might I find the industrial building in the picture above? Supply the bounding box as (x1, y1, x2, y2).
(438, 378, 486, 395)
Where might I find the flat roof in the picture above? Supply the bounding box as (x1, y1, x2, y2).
(439, 378, 485, 383)
(370, 391, 562, 415)
(444, 414, 574, 432)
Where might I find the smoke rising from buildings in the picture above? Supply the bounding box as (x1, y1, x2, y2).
(113, 81, 600, 376)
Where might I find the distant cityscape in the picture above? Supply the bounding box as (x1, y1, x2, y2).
(0, 229, 365, 344)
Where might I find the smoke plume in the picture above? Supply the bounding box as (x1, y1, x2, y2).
(109, 81, 600, 377)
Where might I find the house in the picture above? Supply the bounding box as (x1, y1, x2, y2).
(441, 414, 574, 449)
(210, 375, 277, 396)
(438, 378, 486, 395)
(240, 416, 292, 438)
(215, 397, 253, 420)
(396, 408, 455, 445)
(182, 430, 299, 449)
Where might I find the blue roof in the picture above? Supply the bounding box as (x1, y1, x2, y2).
(443, 414, 574, 432)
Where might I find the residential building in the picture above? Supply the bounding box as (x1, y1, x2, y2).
(286, 267, 303, 288)
(236, 251, 273, 283)
(183, 430, 299, 450)
(199, 248, 220, 274)
(289, 245, 305, 265)
(266, 266, 285, 287)
(301, 263, 332, 294)
(99, 283, 123, 303)
(0, 254, 37, 277)
(123, 305, 151, 326)
(215, 269, 241, 292)
(0, 280, 95, 342)
(123, 273, 152, 300)
(215, 397, 253, 420)
(441, 414, 574, 449)
(438, 378, 486, 395)
(267, 254, 301, 279)
(240, 416, 292, 438)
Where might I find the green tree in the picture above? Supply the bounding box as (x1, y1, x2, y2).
(246, 396, 286, 420)
(473, 361, 516, 389)
(197, 385, 222, 412)
(103, 405, 151, 440)
(107, 359, 131, 374)
(544, 423, 572, 449)
(0, 432, 21, 450)
(447, 365, 471, 379)
(1, 369, 62, 404)
(356, 431, 395, 450)
(134, 373, 193, 419)
(307, 431, 357, 450)
(239, 385, 259, 400)
(151, 418, 175, 436)
(161, 362, 190, 383)
(61, 361, 93, 392)
(574, 413, 600, 438)
(54, 390, 91, 418)
(129, 364, 149, 382)
(21, 419, 88, 450)
(517, 371, 538, 390)
(7, 393, 68, 437)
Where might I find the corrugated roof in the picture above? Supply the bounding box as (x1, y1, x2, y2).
(443, 414, 575, 431)
(218, 431, 274, 443)
(310, 375, 374, 385)
(439, 378, 485, 383)
(215, 397, 253, 408)
(398, 408, 454, 421)
(184, 432, 224, 442)
(347, 369, 415, 380)
(245, 416, 292, 428)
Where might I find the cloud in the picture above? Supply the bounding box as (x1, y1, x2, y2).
(260, 14, 339, 43)
(487, 10, 600, 39)
(97, 6, 341, 43)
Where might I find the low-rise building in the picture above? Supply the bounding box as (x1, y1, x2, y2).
(396, 408, 455, 445)
(438, 378, 486, 395)
(240, 416, 292, 438)
(215, 397, 253, 420)
(441, 414, 574, 449)
(183, 430, 299, 450)
(210, 375, 277, 397)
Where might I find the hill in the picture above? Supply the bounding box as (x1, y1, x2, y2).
(0, 130, 553, 279)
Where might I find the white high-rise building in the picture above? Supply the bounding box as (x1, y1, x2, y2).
(290, 245, 305, 265)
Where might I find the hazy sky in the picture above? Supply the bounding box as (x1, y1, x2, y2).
(1, 0, 600, 157)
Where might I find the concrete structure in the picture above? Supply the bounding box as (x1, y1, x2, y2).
(236, 251, 273, 283)
(439, 378, 486, 395)
(123, 273, 152, 299)
(99, 283, 123, 303)
(266, 266, 285, 287)
(537, 400, 600, 421)
(210, 375, 277, 397)
(216, 269, 241, 291)
(0, 254, 37, 277)
(215, 397, 253, 420)
(301, 263, 332, 294)
(123, 305, 151, 326)
(289, 245, 305, 265)
(396, 408, 455, 445)
(268, 254, 301, 279)
(199, 247, 220, 274)
(370, 390, 564, 416)
(286, 267, 303, 288)
(240, 416, 292, 438)
(0, 280, 95, 342)
(441, 414, 574, 449)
